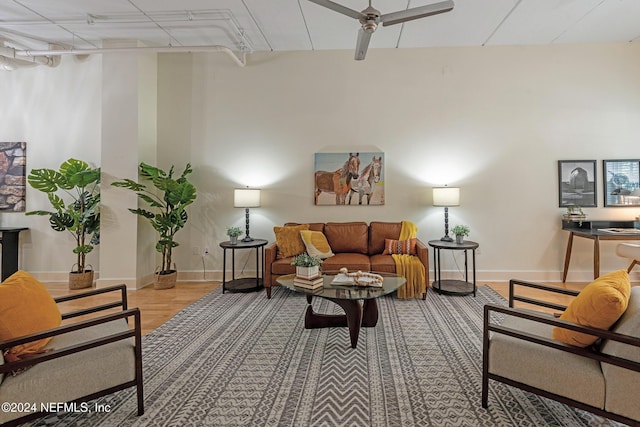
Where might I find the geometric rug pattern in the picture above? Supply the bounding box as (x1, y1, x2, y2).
(28, 285, 623, 426)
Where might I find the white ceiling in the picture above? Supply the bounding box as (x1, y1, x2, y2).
(1, 0, 639, 57)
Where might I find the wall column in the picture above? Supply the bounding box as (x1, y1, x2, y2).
(98, 41, 158, 289)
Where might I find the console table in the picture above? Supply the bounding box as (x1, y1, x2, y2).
(561, 219, 640, 282)
(219, 239, 268, 293)
(0, 227, 28, 281)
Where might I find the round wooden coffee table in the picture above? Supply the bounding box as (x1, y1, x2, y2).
(277, 272, 406, 349)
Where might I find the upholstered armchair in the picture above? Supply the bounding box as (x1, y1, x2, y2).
(482, 275, 640, 426)
(0, 281, 143, 426)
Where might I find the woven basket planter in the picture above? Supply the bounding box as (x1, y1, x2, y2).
(69, 269, 94, 290)
(154, 270, 177, 290)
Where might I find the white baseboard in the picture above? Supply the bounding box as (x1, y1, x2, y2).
(27, 268, 639, 289)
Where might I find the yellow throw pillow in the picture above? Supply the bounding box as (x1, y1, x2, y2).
(300, 230, 334, 259)
(0, 270, 62, 359)
(274, 224, 310, 258)
(553, 270, 631, 347)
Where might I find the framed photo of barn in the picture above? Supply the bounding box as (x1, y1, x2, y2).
(557, 160, 597, 208)
(0, 142, 26, 212)
(603, 159, 640, 207)
(314, 152, 384, 205)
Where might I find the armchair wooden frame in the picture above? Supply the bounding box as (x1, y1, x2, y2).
(482, 279, 640, 427)
(0, 284, 143, 427)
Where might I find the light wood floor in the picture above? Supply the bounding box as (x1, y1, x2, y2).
(46, 281, 220, 335)
(43, 280, 599, 335)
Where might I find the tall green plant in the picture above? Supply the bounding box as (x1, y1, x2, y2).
(112, 162, 197, 274)
(26, 158, 100, 273)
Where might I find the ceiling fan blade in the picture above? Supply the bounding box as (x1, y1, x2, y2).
(380, 0, 454, 26)
(307, 0, 363, 20)
(355, 29, 372, 61)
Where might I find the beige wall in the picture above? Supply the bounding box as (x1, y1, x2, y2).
(1, 43, 639, 284)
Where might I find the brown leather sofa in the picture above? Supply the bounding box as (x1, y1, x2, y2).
(264, 221, 429, 299)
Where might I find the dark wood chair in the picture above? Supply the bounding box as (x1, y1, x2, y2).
(482, 279, 640, 427)
(0, 284, 143, 426)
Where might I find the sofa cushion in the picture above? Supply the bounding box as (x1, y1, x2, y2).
(490, 312, 605, 409)
(324, 222, 369, 254)
(601, 286, 640, 421)
(369, 254, 397, 274)
(274, 224, 310, 258)
(382, 238, 417, 255)
(300, 230, 334, 259)
(553, 270, 630, 347)
(369, 222, 402, 254)
(0, 271, 62, 360)
(320, 253, 370, 273)
(271, 257, 297, 276)
(285, 222, 325, 232)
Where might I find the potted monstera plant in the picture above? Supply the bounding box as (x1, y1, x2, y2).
(112, 162, 196, 289)
(26, 158, 100, 289)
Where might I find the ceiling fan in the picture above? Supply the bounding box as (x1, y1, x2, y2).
(308, 0, 454, 60)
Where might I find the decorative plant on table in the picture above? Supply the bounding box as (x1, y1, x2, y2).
(291, 253, 323, 279)
(112, 162, 196, 289)
(26, 158, 100, 289)
(451, 224, 470, 244)
(226, 226, 243, 244)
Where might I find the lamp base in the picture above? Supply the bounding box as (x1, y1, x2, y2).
(242, 208, 253, 242)
(440, 236, 453, 242)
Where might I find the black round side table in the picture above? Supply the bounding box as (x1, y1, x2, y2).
(219, 239, 268, 293)
(428, 239, 479, 297)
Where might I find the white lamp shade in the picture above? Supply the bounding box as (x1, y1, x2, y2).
(432, 187, 460, 207)
(234, 189, 261, 208)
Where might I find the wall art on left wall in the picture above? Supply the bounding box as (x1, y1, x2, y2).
(0, 142, 26, 212)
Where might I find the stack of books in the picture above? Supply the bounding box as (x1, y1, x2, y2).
(293, 275, 323, 289)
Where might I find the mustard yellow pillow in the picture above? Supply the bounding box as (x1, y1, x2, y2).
(300, 230, 334, 259)
(0, 270, 62, 359)
(553, 270, 631, 347)
(274, 224, 310, 258)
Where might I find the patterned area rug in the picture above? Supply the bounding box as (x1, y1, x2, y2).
(29, 285, 623, 426)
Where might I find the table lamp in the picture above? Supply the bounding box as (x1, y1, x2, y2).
(432, 186, 460, 242)
(234, 188, 261, 242)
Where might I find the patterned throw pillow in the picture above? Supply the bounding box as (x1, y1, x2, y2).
(274, 224, 310, 258)
(300, 230, 334, 259)
(382, 238, 417, 255)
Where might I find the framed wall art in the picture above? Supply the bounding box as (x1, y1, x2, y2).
(603, 159, 640, 207)
(557, 160, 597, 207)
(0, 142, 26, 212)
(314, 152, 384, 205)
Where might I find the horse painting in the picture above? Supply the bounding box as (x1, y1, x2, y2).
(314, 153, 360, 205)
(348, 155, 383, 205)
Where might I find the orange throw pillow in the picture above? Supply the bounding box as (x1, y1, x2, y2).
(552, 270, 630, 347)
(382, 238, 417, 255)
(0, 270, 62, 359)
(274, 224, 310, 258)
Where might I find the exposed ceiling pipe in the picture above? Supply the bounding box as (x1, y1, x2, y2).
(0, 56, 36, 71)
(0, 44, 60, 69)
(15, 45, 246, 67)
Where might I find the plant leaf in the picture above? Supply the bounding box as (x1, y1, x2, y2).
(27, 169, 68, 193)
